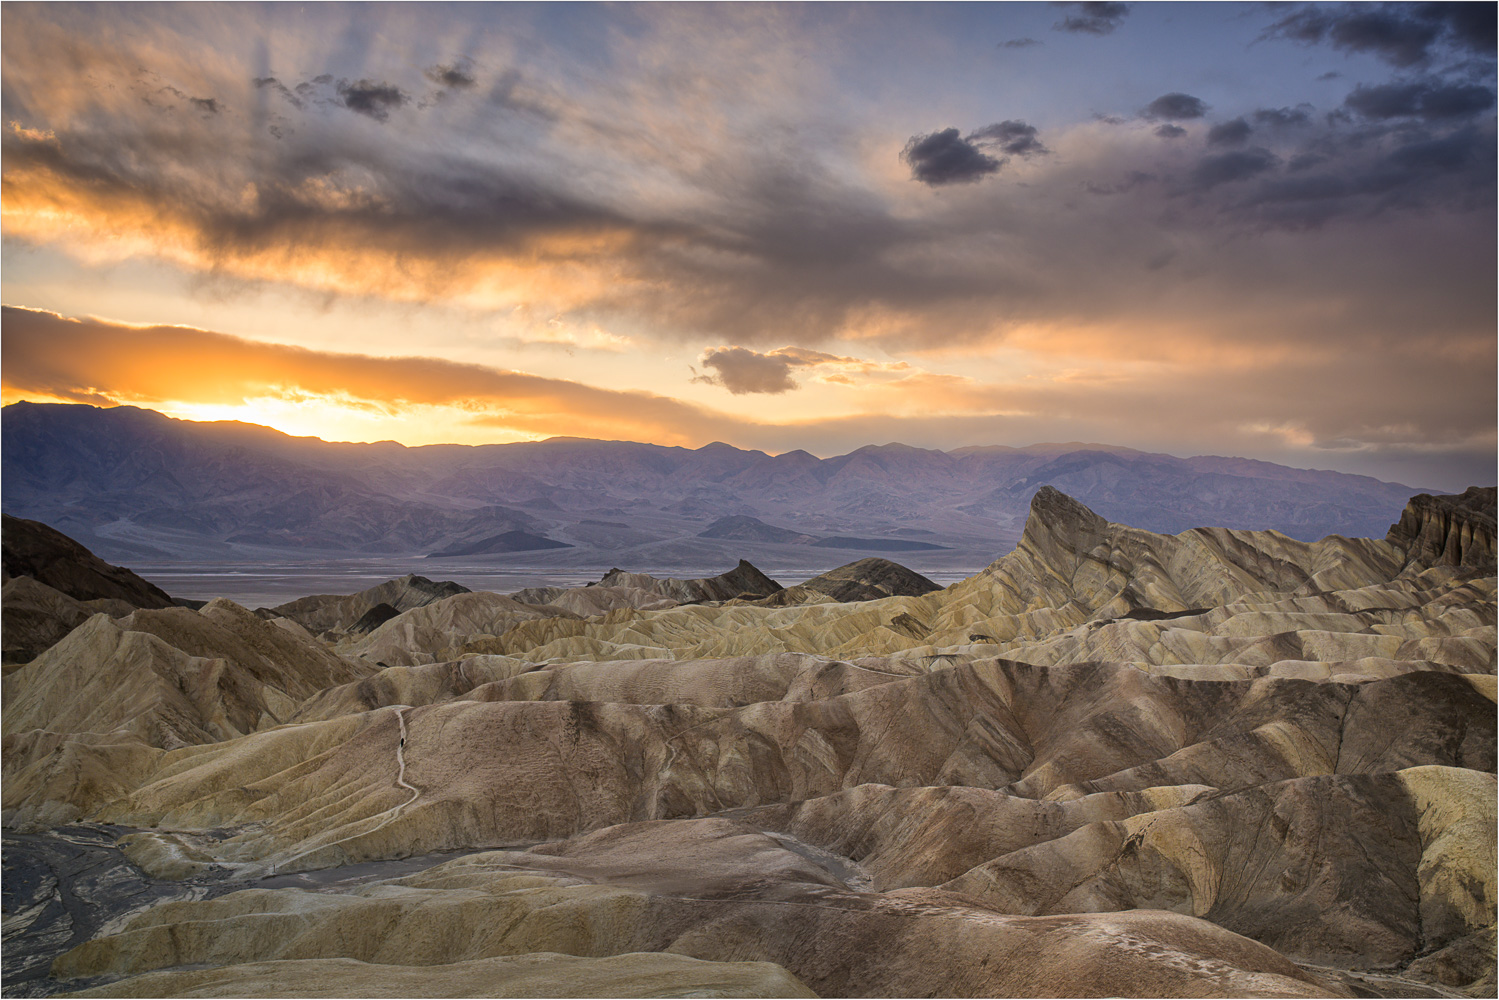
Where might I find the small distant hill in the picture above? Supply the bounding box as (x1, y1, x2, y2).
(428, 531, 574, 557)
(270, 574, 471, 634)
(698, 515, 816, 544)
(800, 558, 943, 603)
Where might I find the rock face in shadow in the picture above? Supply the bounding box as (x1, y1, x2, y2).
(4, 485, 1494, 998)
(2, 514, 174, 608)
(1388, 486, 1497, 573)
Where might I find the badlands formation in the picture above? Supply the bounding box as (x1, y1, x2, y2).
(2, 486, 1495, 998)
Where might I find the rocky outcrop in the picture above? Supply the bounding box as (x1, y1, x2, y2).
(336, 591, 575, 667)
(270, 574, 470, 634)
(797, 557, 942, 602)
(1, 598, 370, 752)
(596, 560, 783, 604)
(1, 514, 173, 607)
(1388, 486, 1497, 573)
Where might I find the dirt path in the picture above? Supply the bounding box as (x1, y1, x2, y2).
(259, 706, 422, 876)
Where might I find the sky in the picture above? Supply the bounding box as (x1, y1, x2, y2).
(1, 1, 1495, 490)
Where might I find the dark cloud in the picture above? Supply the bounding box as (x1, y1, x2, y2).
(901, 128, 1002, 186)
(1317, 71, 1343, 81)
(1084, 170, 1156, 195)
(155, 85, 218, 115)
(968, 120, 1049, 156)
(1154, 123, 1187, 139)
(1051, 2, 1131, 36)
(1144, 92, 1208, 120)
(425, 62, 476, 90)
(1264, 2, 1497, 69)
(252, 76, 294, 101)
(1253, 106, 1313, 128)
(999, 38, 1041, 49)
(1206, 118, 1253, 146)
(1386, 125, 1486, 171)
(1190, 147, 1278, 189)
(1418, 2, 1499, 54)
(337, 79, 409, 121)
(692, 347, 800, 394)
(1344, 78, 1496, 120)
(1228, 124, 1494, 229)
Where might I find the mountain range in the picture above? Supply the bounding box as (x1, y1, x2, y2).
(2, 401, 1437, 568)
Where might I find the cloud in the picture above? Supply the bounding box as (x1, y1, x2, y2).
(3, 305, 1491, 492)
(336, 79, 409, 121)
(1144, 92, 1208, 120)
(1263, 3, 1497, 69)
(0, 307, 741, 444)
(1252, 106, 1313, 128)
(1206, 118, 1253, 146)
(1189, 147, 1278, 189)
(425, 62, 477, 90)
(999, 38, 1041, 49)
(253, 76, 304, 110)
(1154, 124, 1187, 139)
(1343, 78, 1496, 121)
(691, 346, 913, 394)
(692, 347, 801, 394)
(901, 128, 1002, 185)
(969, 120, 1049, 156)
(1051, 2, 1131, 36)
(0, 0, 1491, 430)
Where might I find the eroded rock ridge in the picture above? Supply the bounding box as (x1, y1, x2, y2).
(2, 486, 1494, 998)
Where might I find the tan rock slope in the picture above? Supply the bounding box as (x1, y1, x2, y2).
(56, 819, 1346, 999)
(6, 485, 1495, 998)
(1, 574, 135, 665)
(269, 573, 471, 635)
(1, 514, 176, 664)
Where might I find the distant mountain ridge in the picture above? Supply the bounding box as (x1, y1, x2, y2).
(0, 401, 1437, 564)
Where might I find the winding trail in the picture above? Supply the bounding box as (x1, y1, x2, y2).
(259, 706, 422, 876)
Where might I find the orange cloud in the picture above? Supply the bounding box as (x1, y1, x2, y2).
(0, 306, 740, 446)
(2, 306, 1491, 491)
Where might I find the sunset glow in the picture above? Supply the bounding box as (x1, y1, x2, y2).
(2, 3, 1494, 488)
